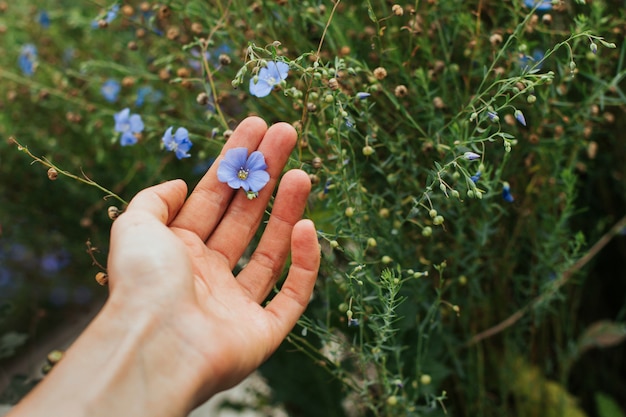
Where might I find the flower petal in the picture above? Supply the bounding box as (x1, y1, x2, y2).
(120, 131, 137, 146)
(246, 170, 270, 192)
(245, 151, 268, 171)
(217, 148, 248, 185)
(162, 126, 174, 149)
(273, 61, 290, 80)
(249, 78, 273, 98)
(129, 114, 144, 133)
(174, 127, 189, 142)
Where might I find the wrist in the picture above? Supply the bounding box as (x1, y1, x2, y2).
(9, 297, 208, 417)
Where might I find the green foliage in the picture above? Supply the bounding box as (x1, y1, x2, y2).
(1, 0, 625, 415)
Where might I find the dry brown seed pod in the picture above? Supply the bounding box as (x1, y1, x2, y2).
(196, 92, 209, 105)
(47, 167, 58, 180)
(95, 271, 109, 286)
(312, 156, 323, 169)
(108, 206, 121, 220)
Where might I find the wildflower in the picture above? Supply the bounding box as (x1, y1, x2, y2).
(135, 86, 163, 107)
(590, 42, 598, 54)
(113, 108, 144, 146)
(463, 151, 481, 161)
(40, 249, 71, 275)
(91, 4, 119, 28)
(524, 0, 552, 11)
(249, 61, 289, 98)
(18, 44, 38, 76)
(470, 171, 481, 183)
(356, 92, 371, 100)
(519, 49, 545, 71)
(37, 10, 50, 28)
(162, 127, 192, 160)
(502, 182, 514, 203)
(217, 147, 270, 198)
(101, 79, 121, 103)
(514, 109, 527, 126)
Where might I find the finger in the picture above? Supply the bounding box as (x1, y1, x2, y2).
(262, 219, 319, 350)
(236, 169, 312, 302)
(107, 179, 190, 291)
(169, 117, 268, 240)
(205, 122, 297, 269)
(121, 179, 188, 225)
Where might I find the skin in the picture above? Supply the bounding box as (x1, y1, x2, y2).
(7, 117, 320, 417)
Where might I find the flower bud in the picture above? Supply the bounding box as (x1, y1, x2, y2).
(47, 349, 64, 365)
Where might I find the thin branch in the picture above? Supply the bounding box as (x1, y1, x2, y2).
(466, 212, 626, 346)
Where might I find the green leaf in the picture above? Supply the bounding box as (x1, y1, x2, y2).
(596, 392, 626, 417)
(367, 5, 377, 22)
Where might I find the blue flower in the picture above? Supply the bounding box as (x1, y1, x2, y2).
(114, 108, 144, 146)
(37, 10, 50, 28)
(524, 0, 552, 11)
(519, 49, 545, 71)
(18, 44, 37, 76)
(101, 79, 121, 102)
(162, 127, 192, 159)
(356, 92, 371, 100)
(249, 61, 289, 98)
(217, 147, 270, 198)
(470, 171, 481, 183)
(514, 109, 527, 126)
(40, 249, 71, 275)
(135, 86, 163, 107)
(91, 4, 119, 28)
(502, 182, 514, 203)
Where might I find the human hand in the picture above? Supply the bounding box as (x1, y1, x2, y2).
(107, 116, 320, 402)
(8, 117, 319, 417)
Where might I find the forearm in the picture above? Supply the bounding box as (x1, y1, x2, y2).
(8, 300, 205, 417)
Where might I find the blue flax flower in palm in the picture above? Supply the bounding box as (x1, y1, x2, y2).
(101, 79, 121, 102)
(217, 147, 270, 199)
(249, 61, 289, 98)
(162, 127, 192, 160)
(114, 108, 144, 146)
(18, 44, 38, 76)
